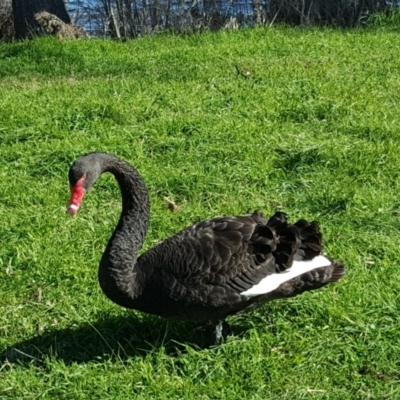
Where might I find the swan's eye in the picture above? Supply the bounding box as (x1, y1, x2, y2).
(67, 174, 86, 215)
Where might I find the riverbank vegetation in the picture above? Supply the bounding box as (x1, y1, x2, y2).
(1, 0, 400, 41)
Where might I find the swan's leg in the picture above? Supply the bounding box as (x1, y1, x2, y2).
(214, 320, 224, 344)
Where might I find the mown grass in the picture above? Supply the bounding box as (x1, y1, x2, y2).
(0, 26, 400, 399)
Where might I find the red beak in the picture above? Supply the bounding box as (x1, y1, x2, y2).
(68, 175, 86, 215)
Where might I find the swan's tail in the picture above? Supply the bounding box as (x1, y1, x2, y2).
(241, 212, 345, 298)
(268, 211, 346, 296)
(326, 262, 346, 283)
(272, 260, 346, 298)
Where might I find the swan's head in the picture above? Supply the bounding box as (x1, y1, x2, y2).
(67, 154, 102, 215)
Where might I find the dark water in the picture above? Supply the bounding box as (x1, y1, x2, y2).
(66, 0, 399, 36)
(66, 0, 258, 35)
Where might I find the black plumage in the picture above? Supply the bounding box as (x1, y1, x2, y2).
(68, 153, 345, 342)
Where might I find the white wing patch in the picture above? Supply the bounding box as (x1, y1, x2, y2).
(240, 255, 331, 297)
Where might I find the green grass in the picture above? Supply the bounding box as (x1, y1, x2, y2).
(1, 26, 400, 399)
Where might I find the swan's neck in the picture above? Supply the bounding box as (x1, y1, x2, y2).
(98, 156, 150, 306)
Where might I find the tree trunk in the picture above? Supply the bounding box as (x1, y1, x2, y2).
(12, 0, 70, 39)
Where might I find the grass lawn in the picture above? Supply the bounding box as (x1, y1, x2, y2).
(0, 25, 400, 399)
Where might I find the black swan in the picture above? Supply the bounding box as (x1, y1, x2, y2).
(67, 152, 345, 343)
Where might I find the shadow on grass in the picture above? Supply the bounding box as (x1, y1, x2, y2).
(1, 314, 248, 367)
